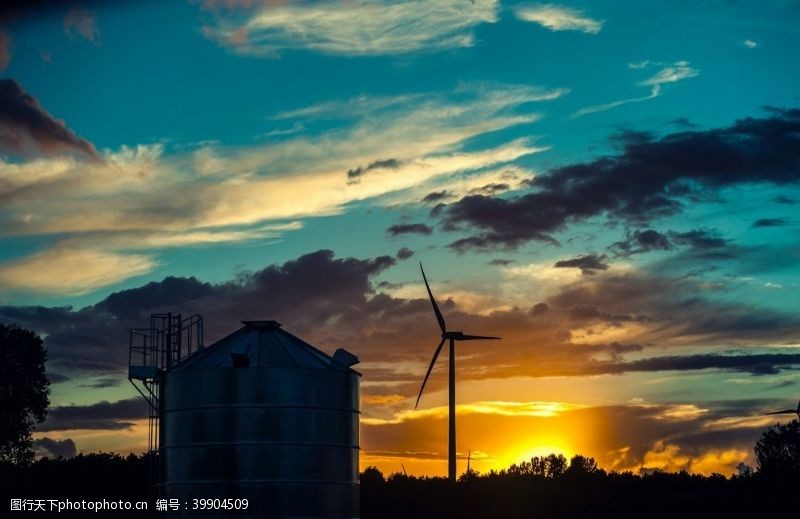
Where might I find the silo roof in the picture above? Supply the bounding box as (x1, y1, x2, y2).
(169, 320, 359, 373)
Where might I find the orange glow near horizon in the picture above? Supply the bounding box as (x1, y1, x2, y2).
(35, 399, 761, 479)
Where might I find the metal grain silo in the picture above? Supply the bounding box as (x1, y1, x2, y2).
(161, 320, 360, 518)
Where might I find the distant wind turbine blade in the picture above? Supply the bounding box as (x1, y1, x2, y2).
(415, 337, 446, 409)
(420, 263, 446, 334)
(458, 334, 501, 341)
(766, 410, 797, 415)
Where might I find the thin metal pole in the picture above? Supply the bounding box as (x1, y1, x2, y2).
(448, 337, 456, 482)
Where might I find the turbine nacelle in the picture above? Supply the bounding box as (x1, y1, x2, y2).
(443, 331, 501, 341)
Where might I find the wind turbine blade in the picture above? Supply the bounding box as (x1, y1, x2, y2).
(458, 334, 502, 341)
(766, 410, 797, 415)
(420, 263, 446, 334)
(415, 337, 446, 409)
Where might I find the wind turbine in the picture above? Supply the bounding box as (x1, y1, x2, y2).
(766, 399, 800, 420)
(415, 263, 501, 482)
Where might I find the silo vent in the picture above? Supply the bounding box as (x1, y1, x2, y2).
(333, 348, 359, 367)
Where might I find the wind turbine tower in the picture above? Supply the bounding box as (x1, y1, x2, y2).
(415, 263, 501, 482)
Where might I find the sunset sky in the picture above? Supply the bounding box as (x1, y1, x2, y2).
(1, 0, 799, 476)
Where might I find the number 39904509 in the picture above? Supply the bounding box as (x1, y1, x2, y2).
(191, 498, 249, 510)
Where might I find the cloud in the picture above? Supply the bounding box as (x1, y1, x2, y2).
(0, 29, 10, 70)
(610, 229, 726, 257)
(587, 352, 800, 376)
(640, 61, 699, 86)
(553, 254, 609, 275)
(33, 437, 77, 458)
(423, 190, 454, 203)
(669, 229, 727, 249)
(63, 6, 100, 44)
(439, 108, 800, 250)
(0, 79, 99, 159)
(387, 223, 433, 236)
(347, 158, 402, 183)
(0, 247, 157, 295)
(571, 85, 660, 118)
(743, 39, 757, 48)
(1, 247, 796, 471)
(752, 217, 790, 228)
(514, 3, 602, 34)
(37, 398, 148, 432)
(488, 258, 515, 266)
(0, 250, 397, 377)
(610, 229, 673, 256)
(572, 61, 698, 118)
(201, 0, 499, 57)
(396, 247, 415, 260)
(0, 82, 555, 292)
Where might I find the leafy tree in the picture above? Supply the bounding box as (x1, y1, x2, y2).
(0, 324, 50, 465)
(754, 419, 800, 476)
(361, 466, 385, 485)
(566, 454, 599, 476)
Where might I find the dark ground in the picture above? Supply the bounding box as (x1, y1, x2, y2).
(2, 454, 799, 518)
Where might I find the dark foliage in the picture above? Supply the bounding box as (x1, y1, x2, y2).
(361, 454, 800, 519)
(755, 419, 800, 476)
(0, 323, 50, 464)
(0, 452, 151, 517)
(2, 449, 800, 518)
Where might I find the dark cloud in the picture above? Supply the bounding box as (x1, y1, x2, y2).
(386, 223, 433, 236)
(36, 398, 148, 432)
(439, 108, 800, 250)
(0, 249, 396, 377)
(0, 79, 99, 159)
(669, 229, 727, 249)
(47, 371, 69, 383)
(554, 254, 609, 275)
(752, 217, 790, 228)
(347, 158, 401, 183)
(487, 258, 515, 266)
(611, 228, 726, 256)
(588, 352, 800, 376)
(610, 229, 672, 256)
(2, 249, 799, 412)
(33, 437, 77, 458)
(468, 183, 510, 196)
(773, 195, 796, 205)
(396, 247, 415, 260)
(78, 377, 120, 389)
(672, 117, 698, 129)
(422, 190, 453, 203)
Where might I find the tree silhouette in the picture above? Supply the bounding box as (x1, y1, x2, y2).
(566, 454, 600, 476)
(361, 466, 385, 485)
(0, 324, 50, 465)
(755, 419, 800, 476)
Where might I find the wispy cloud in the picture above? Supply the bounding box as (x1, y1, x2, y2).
(63, 6, 100, 45)
(514, 3, 602, 34)
(0, 247, 156, 295)
(201, 0, 499, 57)
(0, 82, 560, 293)
(640, 61, 700, 86)
(743, 39, 758, 49)
(572, 61, 698, 118)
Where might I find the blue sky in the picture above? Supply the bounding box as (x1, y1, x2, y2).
(1, 0, 799, 473)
